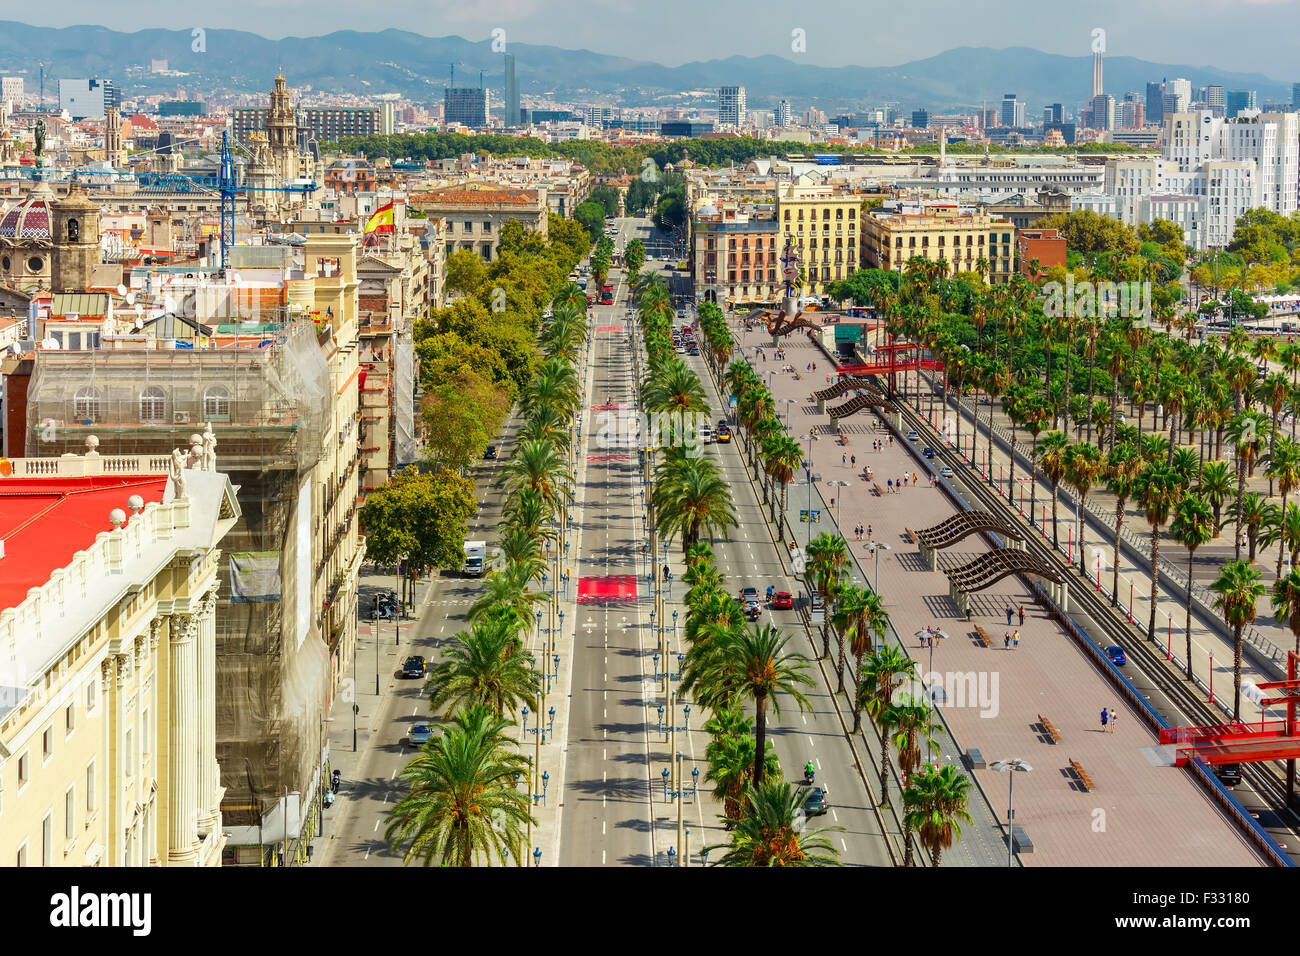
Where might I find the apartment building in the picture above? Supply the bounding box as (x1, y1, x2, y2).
(861, 203, 1016, 283)
(691, 203, 781, 308)
(410, 182, 547, 261)
(775, 183, 860, 298)
(0, 450, 239, 867)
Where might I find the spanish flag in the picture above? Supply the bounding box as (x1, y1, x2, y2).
(364, 201, 395, 235)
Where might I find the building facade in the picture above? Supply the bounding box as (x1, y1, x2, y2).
(718, 86, 747, 127)
(444, 89, 488, 127)
(411, 183, 547, 260)
(775, 184, 859, 298)
(862, 203, 1016, 283)
(691, 204, 780, 309)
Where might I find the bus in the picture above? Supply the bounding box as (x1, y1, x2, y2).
(599, 283, 614, 305)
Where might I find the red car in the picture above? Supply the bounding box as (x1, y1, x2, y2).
(772, 591, 794, 609)
(586, 295, 595, 305)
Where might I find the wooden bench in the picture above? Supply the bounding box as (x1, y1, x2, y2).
(1037, 714, 1062, 743)
(974, 625, 992, 647)
(1070, 759, 1096, 791)
(966, 748, 987, 770)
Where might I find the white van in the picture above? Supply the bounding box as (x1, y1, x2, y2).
(698, 421, 714, 444)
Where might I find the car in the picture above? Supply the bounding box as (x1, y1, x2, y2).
(716, 422, 732, 442)
(408, 724, 434, 746)
(740, 586, 759, 603)
(677, 309, 687, 318)
(799, 786, 829, 817)
(743, 600, 763, 621)
(675, 344, 688, 353)
(586, 295, 595, 305)
(922, 446, 935, 459)
(402, 655, 426, 678)
(772, 591, 794, 609)
(810, 591, 825, 611)
(484, 444, 498, 460)
(1105, 645, 1128, 666)
(1214, 763, 1243, 786)
(939, 465, 954, 479)
(907, 429, 921, 442)
(687, 347, 699, 356)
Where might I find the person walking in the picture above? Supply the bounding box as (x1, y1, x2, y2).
(1100, 708, 1109, 733)
(1018, 605, 1025, 626)
(1004, 631, 1011, 649)
(1006, 605, 1014, 626)
(912, 471, 918, 486)
(887, 478, 893, 494)
(842, 453, 847, 466)
(1012, 630, 1020, 649)
(867, 523, 873, 541)
(1109, 708, 1118, 734)
(851, 455, 856, 468)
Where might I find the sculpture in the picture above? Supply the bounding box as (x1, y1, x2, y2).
(187, 433, 203, 469)
(201, 421, 217, 471)
(33, 118, 45, 159)
(169, 447, 187, 499)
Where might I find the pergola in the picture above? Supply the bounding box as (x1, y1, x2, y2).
(813, 376, 883, 402)
(942, 549, 1064, 614)
(827, 392, 893, 420)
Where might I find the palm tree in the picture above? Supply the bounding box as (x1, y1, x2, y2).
(425, 618, 541, 718)
(1264, 435, 1300, 577)
(1241, 491, 1270, 562)
(496, 439, 573, 515)
(1105, 441, 1144, 606)
(703, 707, 780, 823)
(1039, 431, 1070, 547)
(641, 357, 710, 417)
(1136, 461, 1182, 642)
(385, 705, 533, 867)
(1225, 411, 1270, 561)
(680, 622, 814, 786)
(805, 532, 850, 659)
(903, 765, 973, 867)
(1170, 493, 1216, 680)
(1197, 459, 1236, 531)
(1271, 567, 1300, 658)
(704, 780, 842, 866)
(1064, 442, 1104, 576)
(1209, 560, 1266, 721)
(652, 452, 739, 553)
(858, 646, 918, 806)
(468, 562, 549, 627)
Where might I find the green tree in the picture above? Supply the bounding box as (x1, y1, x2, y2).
(421, 367, 511, 473)
(385, 705, 533, 867)
(1170, 493, 1216, 680)
(445, 247, 488, 296)
(360, 467, 478, 574)
(574, 201, 606, 242)
(703, 780, 842, 867)
(1209, 560, 1266, 720)
(902, 765, 973, 867)
(425, 618, 541, 718)
(703, 707, 780, 822)
(858, 646, 918, 806)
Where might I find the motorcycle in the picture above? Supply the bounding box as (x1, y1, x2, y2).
(331, 769, 341, 793)
(804, 768, 815, 786)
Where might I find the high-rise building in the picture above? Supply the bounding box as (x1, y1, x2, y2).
(0, 76, 21, 106)
(911, 109, 929, 129)
(774, 100, 791, 127)
(1226, 90, 1258, 118)
(1090, 93, 1116, 131)
(1092, 51, 1104, 98)
(718, 86, 747, 127)
(1293, 83, 1300, 111)
(444, 87, 489, 126)
(1147, 81, 1166, 127)
(1120, 93, 1144, 130)
(504, 53, 520, 126)
(1204, 84, 1226, 118)
(1044, 103, 1065, 125)
(57, 77, 117, 120)
(380, 101, 396, 135)
(1000, 94, 1025, 128)
(582, 106, 613, 128)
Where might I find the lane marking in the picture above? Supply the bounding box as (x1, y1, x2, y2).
(373, 820, 380, 833)
(808, 736, 816, 748)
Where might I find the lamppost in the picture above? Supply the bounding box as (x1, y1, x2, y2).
(782, 398, 794, 429)
(318, 716, 335, 836)
(805, 431, 816, 547)
(864, 541, 891, 592)
(989, 758, 1031, 867)
(826, 479, 849, 531)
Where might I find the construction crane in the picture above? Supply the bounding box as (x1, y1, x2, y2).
(0, 131, 315, 268)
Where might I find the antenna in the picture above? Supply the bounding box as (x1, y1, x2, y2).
(39, 61, 44, 109)
(480, 70, 484, 89)
(449, 63, 455, 89)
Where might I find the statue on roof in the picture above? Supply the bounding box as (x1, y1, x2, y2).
(33, 119, 45, 159)
(169, 447, 188, 499)
(201, 421, 217, 471)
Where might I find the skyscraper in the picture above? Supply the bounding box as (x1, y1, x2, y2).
(1090, 93, 1116, 131)
(1147, 80, 1166, 127)
(1226, 90, 1258, 118)
(445, 87, 488, 127)
(1204, 84, 1225, 118)
(504, 53, 520, 127)
(1045, 103, 1065, 124)
(1121, 93, 1144, 130)
(911, 109, 929, 129)
(718, 86, 747, 126)
(1000, 93, 1025, 128)
(1293, 82, 1300, 111)
(774, 100, 791, 127)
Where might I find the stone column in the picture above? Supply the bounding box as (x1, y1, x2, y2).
(167, 612, 200, 866)
(196, 589, 222, 832)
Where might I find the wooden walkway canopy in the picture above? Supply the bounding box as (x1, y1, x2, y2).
(916, 510, 1023, 552)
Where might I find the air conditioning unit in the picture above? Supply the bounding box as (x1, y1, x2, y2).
(174, 412, 190, 424)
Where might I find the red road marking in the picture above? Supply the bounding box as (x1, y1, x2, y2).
(577, 575, 639, 603)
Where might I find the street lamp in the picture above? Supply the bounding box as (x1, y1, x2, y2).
(864, 541, 891, 592)
(989, 758, 1032, 868)
(318, 716, 335, 836)
(826, 479, 849, 530)
(804, 431, 816, 547)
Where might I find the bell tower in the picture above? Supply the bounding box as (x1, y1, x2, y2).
(265, 72, 298, 182)
(104, 106, 125, 168)
(50, 181, 101, 293)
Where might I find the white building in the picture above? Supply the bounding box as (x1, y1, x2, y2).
(0, 77, 21, 108)
(718, 86, 747, 127)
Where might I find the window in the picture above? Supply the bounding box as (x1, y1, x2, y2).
(67, 332, 81, 350)
(73, 386, 100, 422)
(139, 386, 166, 423)
(42, 813, 52, 866)
(65, 786, 75, 840)
(86, 761, 95, 815)
(27, 256, 42, 273)
(17, 752, 28, 788)
(482, 221, 492, 232)
(65, 703, 75, 736)
(203, 385, 231, 422)
(86, 681, 97, 714)
(142, 708, 150, 761)
(42, 727, 52, 762)
(463, 221, 474, 233)
(124, 730, 133, 777)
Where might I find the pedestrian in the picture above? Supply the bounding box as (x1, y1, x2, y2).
(1100, 708, 1109, 732)
(913, 471, 918, 486)
(867, 523, 873, 540)
(887, 478, 893, 493)
(965, 604, 972, 622)
(1004, 631, 1011, 649)
(1018, 605, 1025, 626)
(812, 362, 816, 371)
(1006, 605, 1014, 626)
(1109, 708, 1118, 733)
(1013, 630, 1019, 649)
(851, 455, 856, 467)
(842, 453, 847, 466)
(807, 363, 812, 372)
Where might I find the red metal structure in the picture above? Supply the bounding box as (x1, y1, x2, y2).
(1159, 652, 1300, 805)
(835, 341, 944, 377)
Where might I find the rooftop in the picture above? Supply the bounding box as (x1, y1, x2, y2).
(410, 183, 541, 207)
(0, 473, 168, 611)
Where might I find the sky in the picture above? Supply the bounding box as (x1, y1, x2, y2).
(5, 0, 1299, 76)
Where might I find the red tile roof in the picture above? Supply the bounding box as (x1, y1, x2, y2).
(410, 184, 540, 207)
(0, 475, 168, 611)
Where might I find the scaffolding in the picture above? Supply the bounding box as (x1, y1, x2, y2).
(23, 322, 337, 836)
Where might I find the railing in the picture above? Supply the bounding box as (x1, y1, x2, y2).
(4, 454, 171, 477)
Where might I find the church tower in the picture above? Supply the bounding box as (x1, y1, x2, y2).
(265, 73, 298, 182)
(104, 106, 125, 168)
(50, 181, 101, 293)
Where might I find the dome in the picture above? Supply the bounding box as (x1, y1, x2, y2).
(696, 204, 719, 217)
(0, 184, 54, 242)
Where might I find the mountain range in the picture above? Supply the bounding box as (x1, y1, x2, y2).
(0, 21, 1292, 112)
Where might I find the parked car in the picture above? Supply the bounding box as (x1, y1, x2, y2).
(1214, 763, 1242, 786)
(772, 591, 794, 609)
(402, 655, 426, 678)
(1105, 645, 1128, 666)
(408, 724, 434, 746)
(716, 422, 732, 443)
